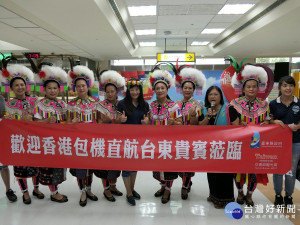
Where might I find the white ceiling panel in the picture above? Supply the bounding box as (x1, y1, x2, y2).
(188, 4, 224, 15)
(211, 14, 243, 23)
(48, 40, 72, 46)
(131, 16, 157, 24)
(205, 22, 232, 29)
(197, 33, 220, 39)
(227, 0, 261, 3)
(17, 28, 52, 36)
(37, 35, 62, 41)
(158, 5, 189, 16)
(125, 0, 158, 6)
(133, 23, 157, 29)
(0, 18, 38, 28)
(159, 0, 227, 5)
(157, 15, 213, 29)
(0, 6, 19, 18)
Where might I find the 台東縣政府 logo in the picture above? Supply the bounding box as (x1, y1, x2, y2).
(251, 131, 260, 149)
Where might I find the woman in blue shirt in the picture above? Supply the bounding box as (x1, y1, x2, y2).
(116, 78, 149, 206)
(270, 76, 300, 208)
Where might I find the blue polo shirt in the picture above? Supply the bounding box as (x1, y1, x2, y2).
(117, 99, 149, 125)
(269, 96, 300, 143)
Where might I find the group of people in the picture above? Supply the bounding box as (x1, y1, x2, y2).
(0, 55, 299, 209)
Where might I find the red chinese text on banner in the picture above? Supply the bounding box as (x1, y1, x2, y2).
(0, 119, 292, 174)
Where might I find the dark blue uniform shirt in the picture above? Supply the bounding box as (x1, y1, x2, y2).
(269, 96, 300, 143)
(117, 99, 149, 125)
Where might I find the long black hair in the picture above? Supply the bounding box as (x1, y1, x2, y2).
(278, 76, 295, 96)
(204, 85, 224, 108)
(124, 78, 148, 115)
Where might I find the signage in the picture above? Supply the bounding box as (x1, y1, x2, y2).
(24, 52, 40, 59)
(157, 53, 195, 62)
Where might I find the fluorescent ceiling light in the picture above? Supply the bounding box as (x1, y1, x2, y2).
(196, 58, 225, 65)
(112, 59, 144, 66)
(128, 5, 156, 16)
(140, 42, 156, 47)
(191, 41, 209, 46)
(201, 28, 225, 34)
(145, 59, 157, 65)
(218, 4, 254, 14)
(136, 29, 156, 35)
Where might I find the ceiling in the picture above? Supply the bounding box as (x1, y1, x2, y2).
(0, 0, 299, 61)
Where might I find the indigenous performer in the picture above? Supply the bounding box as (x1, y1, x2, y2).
(201, 86, 239, 208)
(115, 78, 149, 206)
(94, 70, 125, 202)
(149, 63, 183, 204)
(33, 63, 69, 203)
(174, 66, 206, 200)
(270, 76, 300, 207)
(230, 63, 270, 206)
(0, 92, 17, 203)
(0, 55, 44, 204)
(66, 62, 99, 207)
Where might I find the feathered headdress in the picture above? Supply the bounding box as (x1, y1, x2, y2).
(67, 58, 95, 92)
(174, 59, 206, 95)
(149, 62, 175, 89)
(99, 70, 125, 95)
(35, 65, 68, 92)
(230, 55, 268, 94)
(0, 53, 34, 92)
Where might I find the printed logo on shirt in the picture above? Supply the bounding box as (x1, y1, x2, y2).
(251, 131, 260, 149)
(292, 105, 300, 114)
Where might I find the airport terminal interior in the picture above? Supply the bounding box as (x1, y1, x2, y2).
(1, 0, 300, 224)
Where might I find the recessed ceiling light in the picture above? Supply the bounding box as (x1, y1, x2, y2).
(135, 29, 156, 35)
(218, 4, 254, 15)
(191, 41, 209, 46)
(201, 28, 225, 34)
(128, 5, 156, 16)
(140, 42, 156, 47)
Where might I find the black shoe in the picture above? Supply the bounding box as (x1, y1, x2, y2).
(22, 194, 31, 205)
(132, 190, 141, 200)
(274, 195, 284, 207)
(103, 192, 116, 202)
(32, 190, 45, 199)
(154, 189, 165, 197)
(244, 196, 254, 207)
(236, 196, 245, 205)
(79, 198, 87, 207)
(6, 189, 17, 202)
(51, 195, 68, 203)
(126, 195, 136, 206)
(284, 195, 294, 207)
(86, 192, 98, 201)
(110, 189, 123, 196)
(181, 187, 188, 200)
(161, 191, 171, 204)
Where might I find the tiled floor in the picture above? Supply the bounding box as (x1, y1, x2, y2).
(0, 168, 299, 225)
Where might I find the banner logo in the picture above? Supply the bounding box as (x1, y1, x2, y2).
(251, 131, 260, 149)
(225, 202, 243, 219)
